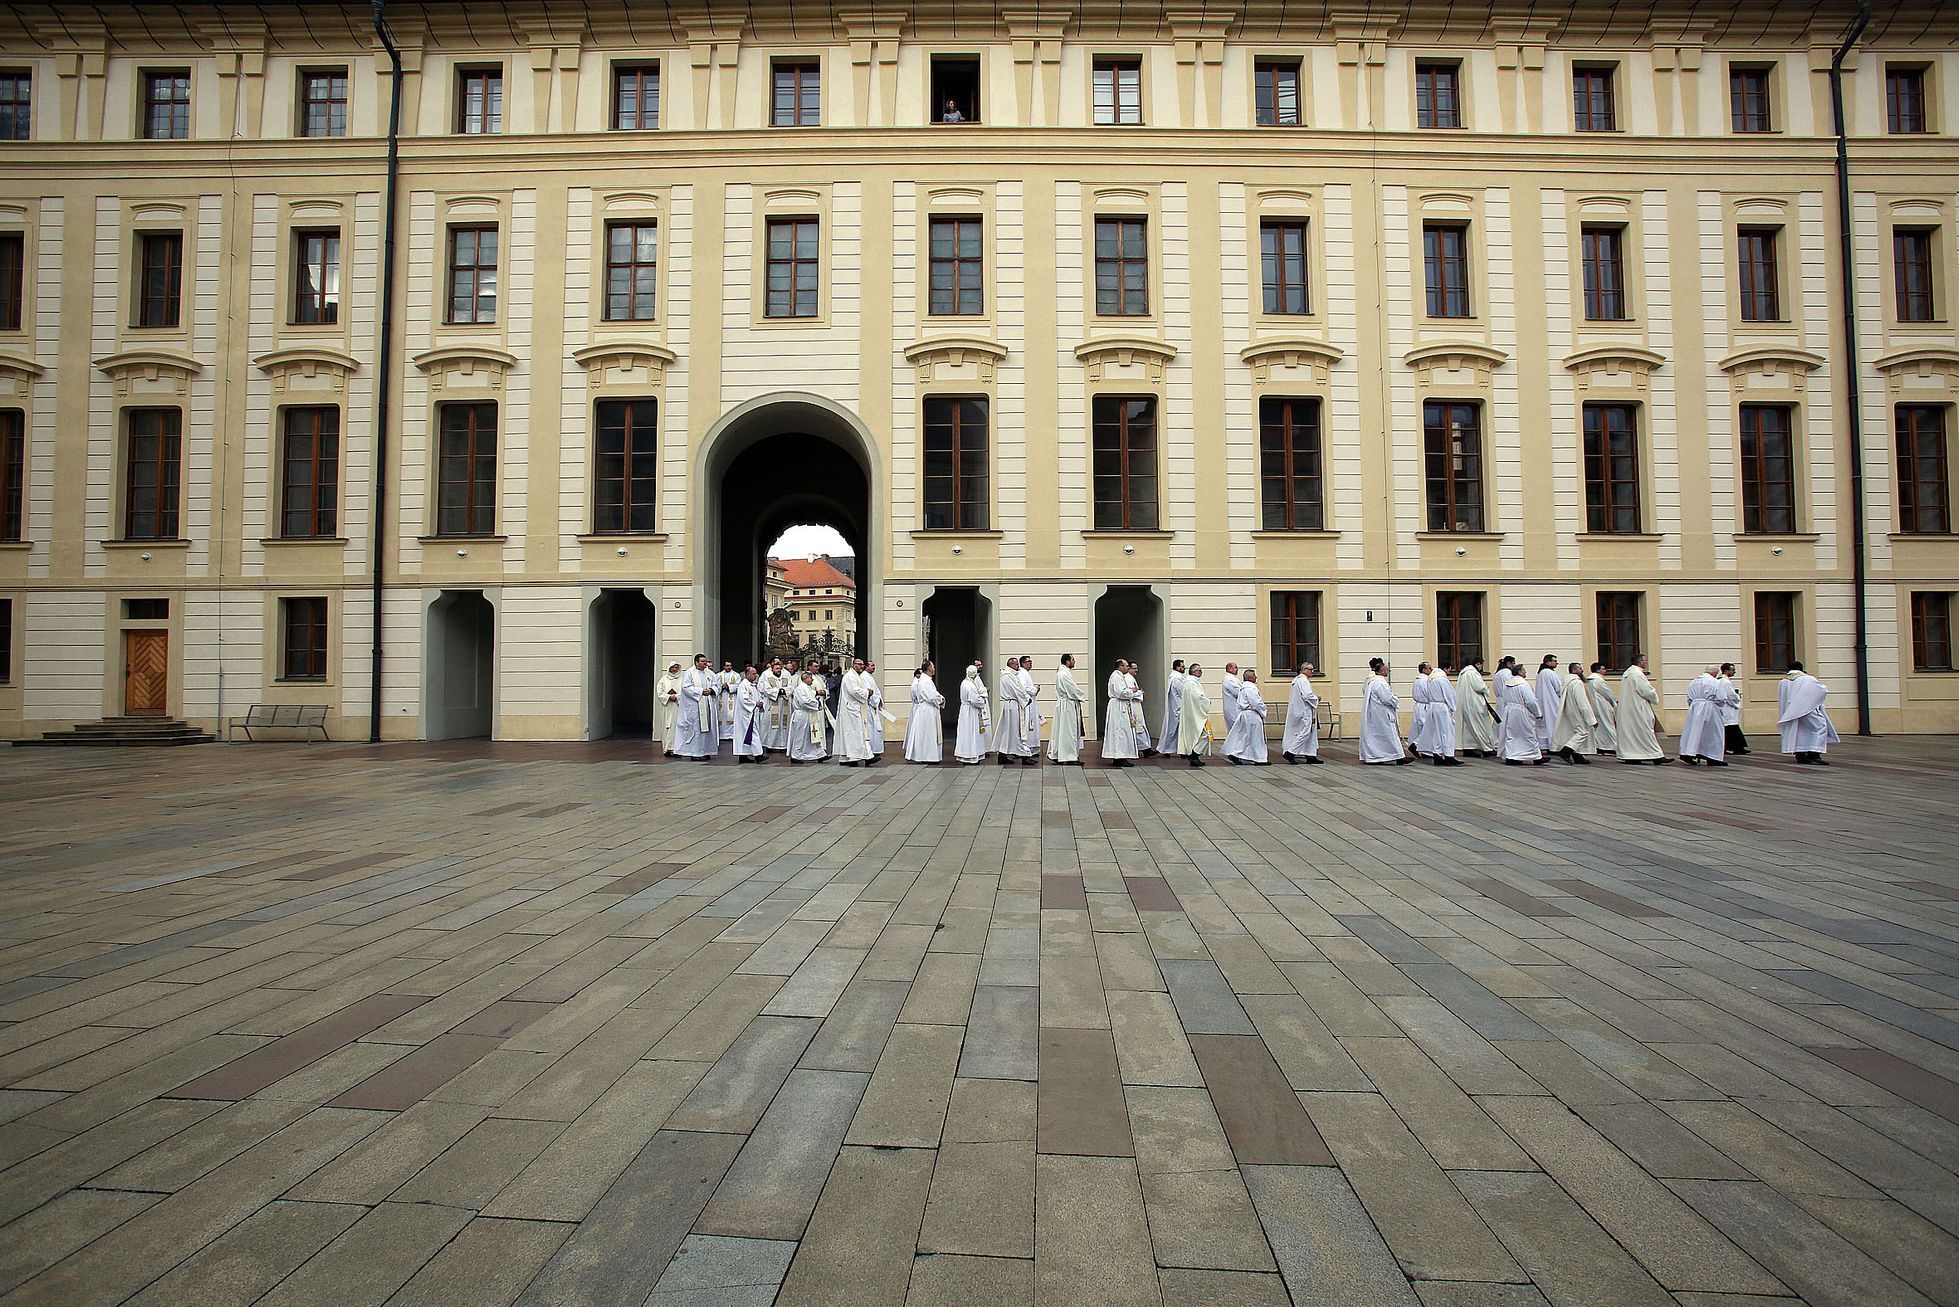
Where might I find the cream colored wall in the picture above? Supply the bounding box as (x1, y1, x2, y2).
(0, 4, 1954, 743)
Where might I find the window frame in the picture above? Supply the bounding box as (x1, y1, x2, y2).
(1893, 227, 1939, 323)
(290, 227, 341, 326)
(1259, 218, 1312, 316)
(1092, 56, 1144, 126)
(141, 68, 191, 140)
(592, 397, 660, 535)
(1886, 63, 1930, 135)
(763, 215, 821, 319)
(123, 406, 182, 541)
(922, 394, 990, 531)
(1738, 403, 1799, 535)
(1730, 63, 1775, 133)
(278, 405, 340, 540)
(0, 230, 22, 332)
(1423, 221, 1472, 319)
(455, 66, 504, 135)
(927, 214, 985, 317)
(0, 406, 21, 542)
(1911, 591, 1955, 672)
(1572, 63, 1618, 132)
(1422, 400, 1485, 533)
(1435, 591, 1486, 671)
(1595, 591, 1642, 672)
(1093, 215, 1150, 318)
(134, 230, 184, 330)
(1258, 395, 1324, 531)
(1580, 224, 1628, 321)
(1414, 60, 1463, 129)
(611, 61, 660, 131)
(1253, 58, 1303, 127)
(929, 54, 982, 124)
(1737, 225, 1783, 323)
(0, 595, 10, 684)
(1090, 394, 1159, 532)
(434, 400, 498, 538)
(1269, 591, 1322, 676)
(296, 67, 348, 139)
(771, 59, 821, 127)
(1897, 403, 1951, 535)
(602, 220, 659, 322)
(1582, 401, 1643, 534)
(0, 68, 31, 141)
(280, 596, 330, 683)
(1753, 590, 1799, 675)
(445, 224, 499, 325)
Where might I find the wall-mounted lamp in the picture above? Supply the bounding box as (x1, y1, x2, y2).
(1455, 546, 1467, 556)
(1123, 544, 1135, 554)
(139, 552, 152, 562)
(1771, 545, 1784, 556)
(456, 548, 468, 558)
(616, 546, 628, 556)
(951, 544, 963, 554)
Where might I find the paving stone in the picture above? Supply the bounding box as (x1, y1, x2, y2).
(906, 1252, 1034, 1306)
(1037, 1026, 1133, 1157)
(1034, 1154, 1161, 1306)
(120, 1199, 362, 1307)
(944, 1076, 1037, 1144)
(1792, 1191, 1959, 1304)
(391, 1115, 567, 1208)
(1108, 989, 1204, 1087)
(1140, 1165, 1277, 1271)
(288, 1099, 495, 1205)
(1159, 959, 1256, 1034)
(919, 1140, 1036, 1256)
(696, 1067, 869, 1239)
(1338, 1036, 1530, 1170)
(1411, 1286, 1552, 1307)
(648, 1234, 798, 1304)
(846, 1021, 964, 1147)
(1241, 993, 1372, 1092)
(800, 977, 910, 1073)
(0, 1187, 163, 1295)
(778, 1144, 935, 1306)
(1659, 1099, 1880, 1197)
(1454, 1169, 1675, 1307)
(255, 1199, 475, 1307)
(958, 984, 1038, 1079)
(1242, 1164, 1418, 1307)
(1125, 1085, 1237, 1175)
(1188, 1034, 1332, 1165)
(1667, 1179, 1934, 1307)
(666, 1015, 820, 1134)
(388, 1216, 572, 1307)
(1158, 1269, 1292, 1306)
(898, 952, 981, 1025)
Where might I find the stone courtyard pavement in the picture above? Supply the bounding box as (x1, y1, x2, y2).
(0, 738, 1955, 1307)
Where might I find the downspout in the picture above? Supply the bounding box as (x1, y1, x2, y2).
(369, 0, 404, 742)
(1831, 0, 1874, 734)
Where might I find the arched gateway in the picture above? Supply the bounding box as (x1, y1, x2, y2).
(696, 394, 879, 667)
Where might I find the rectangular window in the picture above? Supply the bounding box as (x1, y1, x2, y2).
(1887, 65, 1928, 135)
(1422, 400, 1484, 533)
(0, 407, 21, 541)
(931, 56, 981, 123)
(1093, 57, 1143, 125)
(456, 68, 502, 134)
(1737, 227, 1782, 322)
(1260, 219, 1311, 315)
(1091, 395, 1158, 531)
(1897, 403, 1951, 534)
(1582, 402, 1642, 534)
(772, 60, 820, 127)
(1912, 592, 1954, 671)
(291, 229, 340, 325)
(0, 231, 21, 332)
(1739, 404, 1797, 534)
(124, 597, 168, 621)
(593, 398, 659, 535)
(279, 406, 339, 539)
(612, 63, 659, 130)
(1895, 228, 1938, 322)
(446, 225, 498, 324)
(0, 596, 9, 683)
(928, 216, 984, 316)
(297, 68, 348, 138)
(1270, 591, 1321, 675)
(764, 217, 819, 319)
(135, 232, 183, 329)
(143, 70, 191, 139)
(123, 407, 181, 540)
(603, 221, 658, 321)
(1415, 61, 1462, 128)
(281, 597, 329, 682)
(1581, 225, 1627, 321)
(1254, 59, 1302, 126)
(1423, 222, 1471, 318)
(922, 395, 989, 530)
(0, 69, 29, 140)
(1572, 64, 1617, 132)
(1259, 396, 1323, 531)
(1094, 216, 1149, 317)
(1435, 592, 1485, 671)
(1595, 592, 1642, 672)
(1754, 591, 1798, 674)
(436, 401, 497, 537)
(1731, 65, 1773, 132)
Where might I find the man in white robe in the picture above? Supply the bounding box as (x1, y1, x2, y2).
(1223, 669, 1269, 764)
(733, 664, 766, 763)
(656, 662, 682, 756)
(1016, 657, 1043, 765)
(1534, 656, 1564, 750)
(1617, 655, 1669, 764)
(1719, 663, 1751, 755)
(1548, 659, 1596, 764)
(1102, 660, 1139, 767)
(1456, 658, 1497, 758)
(1128, 665, 1152, 754)
(837, 658, 876, 766)
(1359, 659, 1410, 764)
(1586, 663, 1619, 755)
(1410, 663, 1441, 759)
(905, 661, 946, 763)
(789, 671, 828, 763)
(1497, 669, 1545, 765)
(1777, 662, 1840, 765)
(1051, 654, 1087, 764)
(1679, 665, 1739, 766)
(1282, 664, 1324, 764)
(1221, 664, 1243, 736)
(1429, 665, 1463, 765)
(676, 655, 718, 760)
(956, 663, 990, 764)
(1490, 657, 1519, 757)
(1177, 664, 1213, 766)
(864, 661, 888, 762)
(1160, 661, 1186, 757)
(717, 661, 739, 742)
(759, 659, 792, 752)
(993, 658, 1028, 763)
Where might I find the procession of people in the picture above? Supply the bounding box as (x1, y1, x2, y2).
(656, 650, 1842, 770)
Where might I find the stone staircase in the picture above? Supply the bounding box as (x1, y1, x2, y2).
(14, 717, 217, 747)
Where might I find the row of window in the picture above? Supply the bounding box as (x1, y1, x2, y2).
(19, 56, 1931, 143)
(30, 397, 1952, 548)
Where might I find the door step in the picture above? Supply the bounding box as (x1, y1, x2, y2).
(14, 717, 216, 747)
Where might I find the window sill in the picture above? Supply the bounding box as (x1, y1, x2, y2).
(1082, 529, 1173, 539)
(274, 678, 332, 687)
(102, 538, 190, 550)
(576, 533, 669, 543)
(281, 320, 344, 333)
(436, 320, 501, 333)
(1576, 532, 1663, 542)
(418, 534, 507, 544)
(1250, 529, 1341, 539)
(1415, 531, 1503, 541)
(261, 536, 349, 547)
(1732, 532, 1819, 543)
(0, 539, 32, 550)
(911, 529, 1003, 540)
(1889, 531, 1959, 541)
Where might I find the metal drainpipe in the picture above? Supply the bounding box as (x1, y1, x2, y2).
(1831, 0, 1875, 734)
(369, 0, 404, 742)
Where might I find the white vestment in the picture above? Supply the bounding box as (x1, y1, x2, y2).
(1720, 678, 1743, 727)
(1223, 681, 1269, 762)
(1160, 671, 1185, 752)
(1410, 675, 1442, 755)
(1358, 675, 1404, 763)
(789, 681, 827, 761)
(956, 669, 990, 763)
(1430, 672, 1460, 757)
(1490, 669, 1516, 755)
(1617, 665, 1665, 762)
(1178, 680, 1213, 755)
(733, 679, 765, 758)
(1535, 668, 1564, 749)
(905, 673, 946, 762)
(677, 667, 717, 757)
(1456, 667, 1496, 753)
(759, 669, 791, 750)
(1777, 672, 1840, 755)
(837, 669, 875, 762)
(1281, 673, 1320, 757)
(656, 674, 681, 752)
(1050, 667, 1086, 762)
(1103, 670, 1140, 760)
(1680, 673, 1736, 760)
(1549, 671, 1596, 753)
(718, 671, 738, 740)
(865, 673, 887, 754)
(1127, 674, 1151, 750)
(1587, 674, 1620, 752)
(1018, 668, 1043, 754)
(1498, 677, 1544, 761)
(993, 672, 1028, 756)
(1221, 674, 1243, 735)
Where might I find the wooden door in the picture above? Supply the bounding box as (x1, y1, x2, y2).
(123, 630, 168, 716)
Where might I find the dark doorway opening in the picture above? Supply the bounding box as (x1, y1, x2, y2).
(589, 588, 656, 739)
(1092, 585, 1164, 737)
(932, 56, 982, 123)
(426, 590, 494, 740)
(923, 586, 991, 730)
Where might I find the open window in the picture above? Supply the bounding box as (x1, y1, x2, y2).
(932, 56, 981, 124)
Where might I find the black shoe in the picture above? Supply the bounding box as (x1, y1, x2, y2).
(1303, 755, 1324, 764)
(1188, 755, 1205, 767)
(1574, 753, 1591, 764)
(1444, 757, 1465, 766)
(1654, 757, 1673, 765)
(1504, 759, 1522, 766)
(1114, 759, 1134, 768)
(1532, 757, 1548, 765)
(1283, 752, 1297, 764)
(1708, 759, 1729, 767)
(1229, 756, 1245, 765)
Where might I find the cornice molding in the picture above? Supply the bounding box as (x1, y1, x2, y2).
(1402, 341, 1509, 382)
(94, 348, 204, 396)
(1717, 344, 1825, 378)
(1074, 335, 1178, 382)
(411, 344, 519, 391)
(572, 340, 678, 383)
(1872, 345, 1959, 379)
(904, 335, 1009, 382)
(1239, 336, 1343, 383)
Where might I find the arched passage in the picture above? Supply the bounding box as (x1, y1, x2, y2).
(699, 395, 878, 666)
(1093, 585, 1165, 739)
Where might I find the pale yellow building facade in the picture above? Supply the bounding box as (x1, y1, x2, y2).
(0, 0, 1954, 742)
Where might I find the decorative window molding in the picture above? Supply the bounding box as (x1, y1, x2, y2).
(1417, 192, 1476, 213)
(411, 343, 518, 391)
(903, 334, 1008, 382)
(762, 188, 823, 209)
(93, 348, 204, 397)
(1717, 344, 1824, 381)
(253, 345, 361, 393)
(0, 349, 44, 396)
(443, 194, 503, 216)
(1872, 344, 1959, 382)
(1732, 196, 1791, 219)
(571, 340, 678, 385)
(601, 191, 664, 211)
(1402, 340, 1508, 383)
(1239, 336, 1342, 384)
(1073, 335, 1177, 383)
(288, 200, 345, 223)
(1562, 343, 1665, 393)
(1572, 194, 1634, 217)
(1887, 198, 1947, 221)
(926, 187, 986, 207)
(129, 201, 188, 221)
(1091, 186, 1152, 205)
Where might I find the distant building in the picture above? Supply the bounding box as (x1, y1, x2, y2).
(769, 556, 859, 660)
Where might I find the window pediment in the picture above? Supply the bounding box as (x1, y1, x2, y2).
(1872, 345, 1959, 382)
(1074, 335, 1177, 383)
(254, 345, 360, 393)
(904, 335, 1007, 382)
(0, 349, 44, 396)
(412, 344, 518, 391)
(572, 340, 677, 385)
(1563, 344, 1665, 393)
(1402, 341, 1508, 383)
(95, 348, 203, 397)
(1239, 336, 1342, 384)
(1717, 344, 1823, 381)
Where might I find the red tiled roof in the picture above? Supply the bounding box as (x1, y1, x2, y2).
(770, 556, 856, 590)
